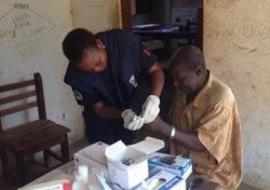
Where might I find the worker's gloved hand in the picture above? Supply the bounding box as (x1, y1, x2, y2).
(121, 109, 144, 131)
(141, 95, 160, 124)
(122, 109, 136, 127)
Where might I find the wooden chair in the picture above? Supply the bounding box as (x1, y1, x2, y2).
(0, 73, 70, 185)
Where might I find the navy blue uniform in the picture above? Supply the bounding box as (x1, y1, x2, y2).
(64, 29, 157, 144)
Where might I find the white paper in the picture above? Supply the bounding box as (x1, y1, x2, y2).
(130, 137, 165, 155)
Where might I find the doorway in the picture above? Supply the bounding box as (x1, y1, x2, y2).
(121, 0, 203, 66)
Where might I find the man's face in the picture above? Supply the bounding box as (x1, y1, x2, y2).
(170, 63, 200, 95)
(75, 47, 107, 73)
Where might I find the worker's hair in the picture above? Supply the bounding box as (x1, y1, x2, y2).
(62, 28, 97, 64)
(169, 45, 206, 72)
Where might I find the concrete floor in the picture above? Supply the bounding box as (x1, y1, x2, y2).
(0, 138, 261, 190)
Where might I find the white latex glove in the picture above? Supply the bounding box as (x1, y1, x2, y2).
(141, 95, 160, 124)
(122, 109, 136, 127)
(121, 109, 145, 131)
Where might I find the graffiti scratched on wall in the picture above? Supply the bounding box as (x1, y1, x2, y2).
(0, 3, 55, 49)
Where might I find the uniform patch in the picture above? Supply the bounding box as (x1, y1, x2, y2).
(129, 74, 138, 87)
(143, 48, 152, 56)
(73, 90, 83, 101)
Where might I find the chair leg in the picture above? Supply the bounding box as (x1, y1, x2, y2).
(0, 148, 9, 183)
(43, 149, 49, 168)
(16, 155, 26, 185)
(61, 134, 70, 163)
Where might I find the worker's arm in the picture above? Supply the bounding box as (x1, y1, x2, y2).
(92, 101, 122, 120)
(147, 117, 206, 152)
(147, 63, 165, 97)
(92, 101, 145, 131)
(90, 62, 165, 121)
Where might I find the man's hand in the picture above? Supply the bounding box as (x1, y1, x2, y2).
(146, 117, 206, 152)
(141, 95, 160, 124)
(122, 109, 144, 131)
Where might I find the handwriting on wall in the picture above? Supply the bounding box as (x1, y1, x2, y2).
(207, 24, 270, 39)
(0, 3, 55, 49)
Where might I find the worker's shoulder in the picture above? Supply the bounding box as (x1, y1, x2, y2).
(105, 28, 140, 42)
(101, 28, 130, 37)
(64, 65, 96, 88)
(206, 75, 236, 108)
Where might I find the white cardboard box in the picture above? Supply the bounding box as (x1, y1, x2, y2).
(74, 141, 108, 169)
(105, 137, 165, 190)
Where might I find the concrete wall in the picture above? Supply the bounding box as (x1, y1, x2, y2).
(0, 0, 84, 141)
(204, 1, 270, 189)
(0, 0, 122, 141)
(0, 0, 122, 177)
(71, 0, 122, 33)
(1, 0, 269, 189)
(0, 0, 122, 176)
(0, 0, 85, 178)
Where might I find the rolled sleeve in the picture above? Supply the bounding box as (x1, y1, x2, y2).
(71, 87, 100, 106)
(139, 43, 158, 71)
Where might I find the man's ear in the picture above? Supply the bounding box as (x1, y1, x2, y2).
(96, 39, 105, 49)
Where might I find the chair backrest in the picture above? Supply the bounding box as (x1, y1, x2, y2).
(0, 73, 47, 131)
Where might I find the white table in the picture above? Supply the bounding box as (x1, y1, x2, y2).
(22, 161, 75, 187)
(21, 157, 217, 190)
(21, 161, 109, 190)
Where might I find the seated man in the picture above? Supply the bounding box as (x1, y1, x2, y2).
(146, 46, 243, 190)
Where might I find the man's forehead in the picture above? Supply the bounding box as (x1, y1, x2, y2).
(170, 70, 183, 80)
(171, 62, 189, 75)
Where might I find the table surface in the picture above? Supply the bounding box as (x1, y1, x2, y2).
(21, 161, 107, 190)
(22, 161, 218, 190)
(23, 161, 75, 187)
